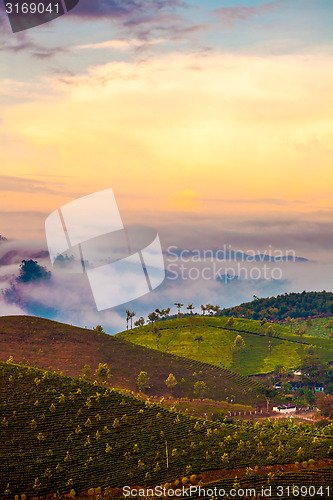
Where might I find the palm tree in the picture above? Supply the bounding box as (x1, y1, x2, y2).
(125, 310, 131, 330)
(163, 307, 171, 318)
(148, 312, 159, 329)
(129, 311, 136, 329)
(187, 304, 195, 315)
(200, 305, 207, 316)
(174, 303, 183, 318)
(205, 304, 214, 316)
(156, 308, 171, 319)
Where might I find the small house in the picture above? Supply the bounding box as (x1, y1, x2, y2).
(314, 383, 324, 392)
(273, 404, 296, 413)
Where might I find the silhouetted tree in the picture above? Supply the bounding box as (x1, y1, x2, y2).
(174, 303, 183, 317)
(16, 259, 51, 283)
(148, 312, 159, 329)
(187, 304, 194, 315)
(134, 317, 145, 327)
(93, 325, 105, 334)
(129, 311, 136, 329)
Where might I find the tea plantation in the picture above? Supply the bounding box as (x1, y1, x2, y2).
(117, 316, 333, 376)
(1, 361, 333, 498)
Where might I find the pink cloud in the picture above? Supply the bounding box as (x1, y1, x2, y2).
(212, 1, 280, 27)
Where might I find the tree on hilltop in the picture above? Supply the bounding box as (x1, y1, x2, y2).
(174, 303, 183, 317)
(148, 312, 159, 329)
(134, 317, 145, 327)
(93, 325, 105, 334)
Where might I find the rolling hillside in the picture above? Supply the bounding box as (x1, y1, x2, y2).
(1, 361, 332, 498)
(219, 291, 333, 321)
(296, 317, 333, 339)
(117, 316, 333, 376)
(0, 315, 264, 406)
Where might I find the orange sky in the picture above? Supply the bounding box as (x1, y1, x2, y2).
(2, 51, 333, 230)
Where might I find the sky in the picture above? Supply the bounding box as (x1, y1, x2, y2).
(0, 0, 333, 329)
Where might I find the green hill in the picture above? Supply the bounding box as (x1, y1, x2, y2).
(219, 290, 333, 321)
(117, 316, 333, 376)
(1, 361, 332, 498)
(295, 317, 333, 339)
(0, 315, 264, 407)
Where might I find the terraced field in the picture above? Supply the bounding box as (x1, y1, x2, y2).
(296, 317, 333, 339)
(117, 316, 333, 376)
(1, 361, 333, 498)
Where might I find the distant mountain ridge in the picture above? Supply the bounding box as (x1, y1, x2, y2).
(166, 247, 308, 262)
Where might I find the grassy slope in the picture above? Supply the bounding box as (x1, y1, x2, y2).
(117, 317, 333, 376)
(1, 361, 333, 498)
(0, 315, 264, 406)
(296, 317, 333, 339)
